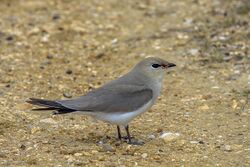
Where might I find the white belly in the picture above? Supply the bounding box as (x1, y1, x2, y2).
(89, 100, 154, 126)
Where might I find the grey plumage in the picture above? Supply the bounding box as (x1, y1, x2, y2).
(58, 85, 153, 113)
(27, 68, 154, 114)
(27, 57, 176, 144)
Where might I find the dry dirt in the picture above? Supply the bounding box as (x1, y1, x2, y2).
(0, 0, 249, 166)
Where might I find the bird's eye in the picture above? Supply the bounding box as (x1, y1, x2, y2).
(151, 64, 161, 68)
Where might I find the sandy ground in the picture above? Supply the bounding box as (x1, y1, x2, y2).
(0, 0, 249, 166)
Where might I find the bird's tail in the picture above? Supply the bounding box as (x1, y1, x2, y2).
(27, 98, 63, 108)
(26, 98, 76, 114)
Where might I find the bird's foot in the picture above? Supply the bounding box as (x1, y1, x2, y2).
(117, 136, 144, 145)
(117, 136, 134, 141)
(121, 136, 134, 140)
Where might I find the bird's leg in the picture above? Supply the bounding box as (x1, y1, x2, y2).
(125, 125, 132, 143)
(117, 125, 122, 140)
(125, 125, 144, 145)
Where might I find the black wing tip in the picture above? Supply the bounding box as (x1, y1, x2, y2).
(26, 98, 44, 103)
(26, 98, 37, 105)
(26, 97, 77, 114)
(26, 98, 59, 107)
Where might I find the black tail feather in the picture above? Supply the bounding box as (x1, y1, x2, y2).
(27, 98, 63, 108)
(27, 98, 76, 114)
(32, 107, 59, 111)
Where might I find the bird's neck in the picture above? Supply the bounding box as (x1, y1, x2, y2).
(128, 70, 163, 97)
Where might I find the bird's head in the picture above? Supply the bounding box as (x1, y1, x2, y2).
(133, 57, 176, 81)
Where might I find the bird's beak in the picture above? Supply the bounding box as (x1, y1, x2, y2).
(162, 63, 176, 69)
(167, 63, 176, 68)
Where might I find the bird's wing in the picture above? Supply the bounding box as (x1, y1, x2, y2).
(56, 85, 153, 113)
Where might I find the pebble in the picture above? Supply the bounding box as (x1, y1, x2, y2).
(40, 118, 57, 124)
(101, 144, 115, 152)
(189, 48, 199, 56)
(202, 94, 212, 100)
(6, 36, 14, 41)
(74, 153, 83, 157)
(141, 153, 148, 158)
(148, 134, 156, 139)
(31, 127, 41, 134)
(28, 27, 40, 36)
(67, 156, 75, 163)
(199, 104, 210, 110)
(52, 14, 60, 20)
(184, 18, 193, 25)
(96, 52, 105, 59)
(66, 69, 73, 75)
(46, 54, 54, 59)
(190, 141, 199, 144)
(223, 145, 232, 152)
(111, 38, 118, 44)
(41, 34, 50, 42)
(63, 92, 72, 98)
(159, 132, 180, 142)
(20, 144, 26, 150)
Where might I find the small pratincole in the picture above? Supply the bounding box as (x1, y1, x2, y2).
(27, 57, 176, 145)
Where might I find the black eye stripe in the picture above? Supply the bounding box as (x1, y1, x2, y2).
(151, 64, 161, 68)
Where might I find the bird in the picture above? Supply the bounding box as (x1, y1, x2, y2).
(27, 57, 176, 145)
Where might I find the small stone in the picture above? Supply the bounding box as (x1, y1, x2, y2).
(91, 150, 98, 154)
(125, 145, 132, 151)
(232, 100, 238, 109)
(101, 144, 115, 152)
(190, 141, 199, 144)
(82, 152, 91, 156)
(218, 36, 227, 41)
(184, 18, 193, 25)
(28, 27, 40, 36)
(63, 92, 72, 98)
(148, 134, 156, 139)
(20, 144, 26, 150)
(46, 54, 53, 59)
(66, 69, 73, 75)
(223, 55, 232, 61)
(40, 118, 57, 124)
(52, 14, 60, 20)
(6, 36, 13, 41)
(74, 153, 82, 156)
(41, 34, 49, 42)
(98, 156, 105, 161)
(199, 104, 209, 110)
(96, 52, 105, 59)
(67, 156, 75, 163)
(160, 132, 180, 142)
(224, 145, 232, 152)
(153, 155, 161, 160)
(156, 128, 163, 133)
(199, 141, 205, 144)
(111, 38, 118, 44)
(114, 141, 122, 146)
(31, 127, 41, 134)
(141, 153, 147, 158)
(189, 48, 199, 56)
(202, 94, 212, 100)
